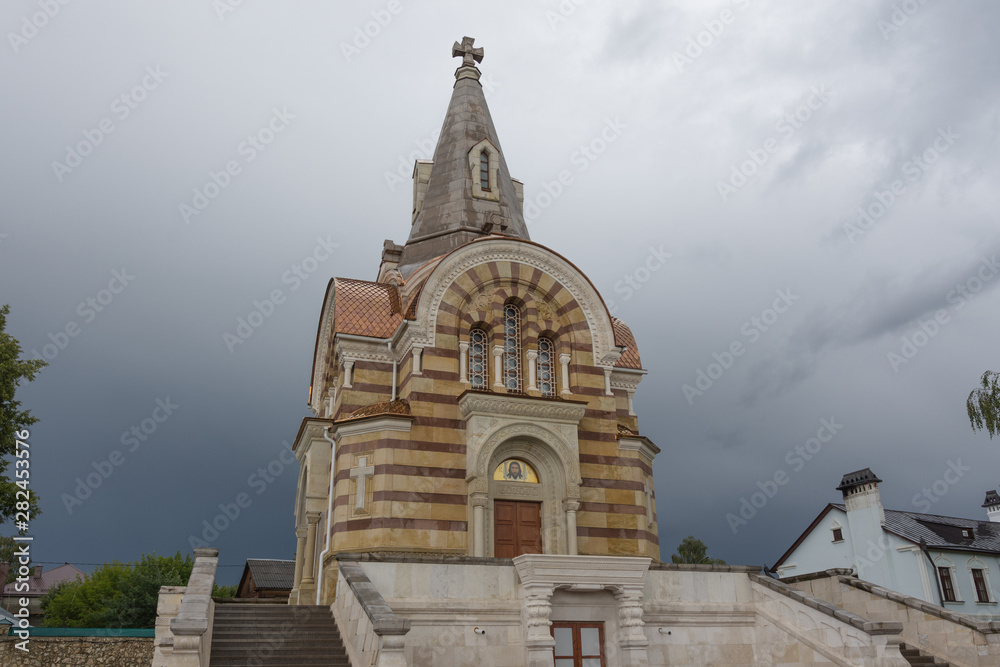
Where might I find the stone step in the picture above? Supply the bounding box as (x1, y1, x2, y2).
(899, 643, 950, 666)
(209, 603, 350, 667)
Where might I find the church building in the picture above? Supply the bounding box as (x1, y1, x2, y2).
(288, 36, 659, 607)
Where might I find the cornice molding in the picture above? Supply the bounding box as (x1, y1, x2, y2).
(618, 436, 661, 463)
(610, 368, 647, 392)
(458, 392, 587, 423)
(333, 415, 413, 440)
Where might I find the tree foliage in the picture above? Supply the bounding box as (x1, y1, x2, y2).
(671, 535, 726, 565)
(0, 304, 46, 527)
(968, 370, 1000, 439)
(42, 552, 193, 628)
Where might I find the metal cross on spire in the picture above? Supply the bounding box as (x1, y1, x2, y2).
(452, 36, 484, 68)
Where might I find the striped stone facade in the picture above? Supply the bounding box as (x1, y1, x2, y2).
(290, 238, 661, 605)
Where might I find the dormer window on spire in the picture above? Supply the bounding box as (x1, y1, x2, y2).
(469, 139, 500, 201)
(480, 151, 490, 191)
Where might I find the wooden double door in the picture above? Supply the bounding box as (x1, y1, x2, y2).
(494, 500, 542, 558)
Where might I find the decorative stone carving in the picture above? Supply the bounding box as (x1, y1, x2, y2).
(536, 301, 555, 321)
(458, 392, 587, 423)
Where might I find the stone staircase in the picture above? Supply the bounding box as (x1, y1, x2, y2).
(209, 603, 350, 666)
(899, 643, 951, 666)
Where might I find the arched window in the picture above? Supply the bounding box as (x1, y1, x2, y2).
(537, 337, 555, 397)
(469, 328, 488, 389)
(503, 304, 522, 392)
(480, 151, 490, 191)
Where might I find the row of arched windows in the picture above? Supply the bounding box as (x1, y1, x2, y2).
(468, 304, 557, 396)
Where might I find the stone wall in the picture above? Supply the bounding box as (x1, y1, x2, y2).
(331, 555, 911, 666)
(0, 636, 152, 666)
(788, 570, 1000, 667)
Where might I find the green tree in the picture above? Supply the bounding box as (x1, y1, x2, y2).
(671, 536, 726, 565)
(0, 304, 46, 531)
(42, 552, 194, 628)
(212, 584, 238, 599)
(967, 370, 1000, 439)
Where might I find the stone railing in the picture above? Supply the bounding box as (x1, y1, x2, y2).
(152, 548, 218, 667)
(749, 574, 909, 666)
(787, 570, 1000, 667)
(333, 556, 411, 667)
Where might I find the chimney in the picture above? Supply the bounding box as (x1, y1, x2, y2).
(983, 490, 1000, 522)
(837, 468, 885, 524)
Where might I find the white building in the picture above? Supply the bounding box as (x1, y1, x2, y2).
(773, 468, 1000, 620)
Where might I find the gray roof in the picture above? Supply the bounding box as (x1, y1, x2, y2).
(397, 38, 529, 275)
(246, 559, 295, 590)
(836, 468, 882, 491)
(832, 503, 1000, 554)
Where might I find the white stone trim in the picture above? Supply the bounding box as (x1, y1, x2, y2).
(618, 436, 659, 464)
(333, 415, 413, 440)
(459, 392, 588, 423)
(408, 239, 622, 371)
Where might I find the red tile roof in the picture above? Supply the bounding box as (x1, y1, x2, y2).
(612, 318, 643, 369)
(333, 278, 403, 338)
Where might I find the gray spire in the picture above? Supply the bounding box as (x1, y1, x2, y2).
(397, 37, 529, 275)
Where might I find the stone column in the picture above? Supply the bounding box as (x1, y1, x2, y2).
(459, 341, 470, 383)
(291, 527, 307, 603)
(526, 350, 538, 391)
(493, 345, 504, 389)
(522, 583, 556, 667)
(603, 367, 613, 395)
(342, 360, 355, 388)
(300, 512, 321, 588)
(472, 493, 489, 557)
(614, 586, 650, 667)
(412, 346, 423, 375)
(559, 354, 571, 396)
(563, 500, 580, 555)
(627, 389, 636, 416)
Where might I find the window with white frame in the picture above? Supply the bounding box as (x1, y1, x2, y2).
(830, 520, 844, 543)
(469, 328, 488, 390)
(936, 558, 961, 603)
(537, 337, 555, 397)
(503, 304, 522, 392)
(969, 559, 994, 603)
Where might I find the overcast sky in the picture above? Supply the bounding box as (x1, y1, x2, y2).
(2, 1, 999, 584)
